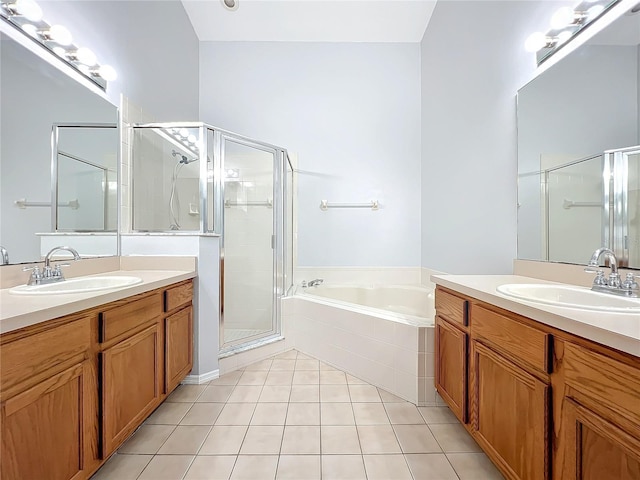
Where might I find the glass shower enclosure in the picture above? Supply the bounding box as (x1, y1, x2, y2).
(130, 123, 294, 355)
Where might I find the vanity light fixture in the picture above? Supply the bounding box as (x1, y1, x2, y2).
(0, 0, 117, 89)
(525, 0, 619, 63)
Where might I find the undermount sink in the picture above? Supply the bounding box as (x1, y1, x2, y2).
(9, 275, 143, 295)
(496, 283, 640, 313)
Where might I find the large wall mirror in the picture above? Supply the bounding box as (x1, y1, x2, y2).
(0, 27, 119, 265)
(517, 6, 640, 268)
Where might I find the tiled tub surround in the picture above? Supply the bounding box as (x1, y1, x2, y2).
(284, 284, 436, 406)
(92, 349, 503, 480)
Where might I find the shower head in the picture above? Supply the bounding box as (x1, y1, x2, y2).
(172, 149, 197, 164)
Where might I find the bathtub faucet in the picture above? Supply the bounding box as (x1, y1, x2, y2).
(308, 278, 324, 287)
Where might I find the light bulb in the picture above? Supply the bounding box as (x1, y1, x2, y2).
(13, 0, 43, 21)
(97, 64, 117, 81)
(556, 30, 572, 46)
(21, 23, 38, 37)
(179, 128, 189, 138)
(47, 25, 72, 45)
(587, 4, 604, 19)
(187, 134, 197, 143)
(52, 46, 66, 57)
(551, 7, 575, 29)
(525, 32, 548, 53)
(75, 47, 96, 66)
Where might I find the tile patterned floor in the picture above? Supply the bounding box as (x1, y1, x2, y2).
(92, 350, 504, 480)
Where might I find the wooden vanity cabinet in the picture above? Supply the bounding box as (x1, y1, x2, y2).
(434, 286, 640, 480)
(0, 279, 194, 480)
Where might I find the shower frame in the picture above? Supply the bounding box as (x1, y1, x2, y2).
(130, 122, 294, 355)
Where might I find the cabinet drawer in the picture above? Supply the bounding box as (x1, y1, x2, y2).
(165, 281, 193, 312)
(564, 343, 640, 425)
(472, 305, 550, 374)
(100, 292, 163, 343)
(435, 288, 468, 327)
(0, 317, 91, 393)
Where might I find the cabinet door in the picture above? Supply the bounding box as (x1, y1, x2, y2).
(561, 398, 640, 479)
(165, 306, 193, 393)
(1, 362, 91, 480)
(101, 323, 161, 457)
(472, 341, 549, 480)
(435, 316, 467, 422)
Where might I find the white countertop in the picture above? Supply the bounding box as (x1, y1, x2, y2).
(431, 274, 640, 358)
(0, 269, 196, 334)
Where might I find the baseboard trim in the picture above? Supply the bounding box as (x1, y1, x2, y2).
(182, 369, 219, 384)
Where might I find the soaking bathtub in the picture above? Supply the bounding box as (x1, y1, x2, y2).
(284, 283, 437, 405)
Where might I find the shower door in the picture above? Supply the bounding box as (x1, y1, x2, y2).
(219, 134, 281, 352)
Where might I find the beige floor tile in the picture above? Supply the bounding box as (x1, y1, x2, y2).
(295, 359, 320, 370)
(362, 454, 412, 480)
(91, 454, 152, 480)
(259, 385, 292, 402)
(384, 403, 425, 424)
(239, 425, 284, 454)
(348, 385, 381, 402)
(180, 403, 225, 425)
(272, 359, 297, 370)
(405, 454, 459, 479)
(276, 455, 321, 479)
(210, 370, 243, 386)
(146, 402, 192, 425)
(275, 350, 298, 359)
(320, 385, 351, 402)
(237, 370, 268, 386)
(293, 370, 320, 385)
(227, 385, 263, 403)
(377, 388, 407, 403)
(357, 425, 401, 454)
(215, 403, 256, 425)
(321, 426, 361, 454)
(319, 362, 339, 371)
(245, 359, 273, 371)
(138, 454, 194, 480)
(266, 370, 295, 385)
(184, 455, 236, 480)
(321, 455, 366, 479)
(295, 352, 315, 360)
(429, 424, 483, 453)
(286, 403, 320, 425)
(230, 455, 278, 480)
(290, 385, 319, 402)
(418, 406, 459, 424)
(281, 426, 321, 454)
(352, 403, 390, 425)
(251, 403, 289, 425)
(118, 425, 175, 454)
(345, 374, 367, 385)
(166, 385, 207, 403)
(393, 424, 442, 453)
(157, 425, 211, 454)
(200, 426, 248, 455)
(197, 385, 235, 403)
(446, 453, 505, 479)
(320, 370, 347, 384)
(321, 403, 355, 425)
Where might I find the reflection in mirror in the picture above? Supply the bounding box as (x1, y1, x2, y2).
(517, 7, 640, 268)
(0, 31, 118, 265)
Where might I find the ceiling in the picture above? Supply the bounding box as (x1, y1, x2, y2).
(181, 0, 438, 43)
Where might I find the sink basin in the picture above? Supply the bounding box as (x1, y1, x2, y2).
(496, 284, 640, 313)
(9, 276, 143, 295)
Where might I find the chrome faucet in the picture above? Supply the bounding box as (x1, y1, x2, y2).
(585, 248, 638, 297)
(24, 246, 81, 285)
(0, 246, 8, 265)
(307, 278, 324, 287)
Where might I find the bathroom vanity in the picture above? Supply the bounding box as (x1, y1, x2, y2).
(0, 275, 194, 480)
(433, 276, 640, 480)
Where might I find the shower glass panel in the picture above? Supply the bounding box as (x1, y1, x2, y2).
(613, 148, 640, 267)
(132, 126, 202, 231)
(546, 155, 604, 264)
(221, 137, 277, 348)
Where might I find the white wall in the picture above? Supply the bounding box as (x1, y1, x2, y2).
(420, 1, 544, 274)
(199, 42, 422, 267)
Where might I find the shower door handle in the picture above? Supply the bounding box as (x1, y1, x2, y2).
(271, 235, 275, 249)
